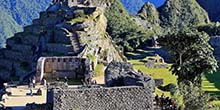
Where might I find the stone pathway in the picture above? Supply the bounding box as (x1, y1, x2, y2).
(0, 85, 47, 108)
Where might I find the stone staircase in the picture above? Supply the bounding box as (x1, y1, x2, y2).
(63, 28, 83, 55)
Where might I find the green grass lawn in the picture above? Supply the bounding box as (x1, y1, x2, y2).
(202, 70, 220, 97)
(127, 49, 220, 99)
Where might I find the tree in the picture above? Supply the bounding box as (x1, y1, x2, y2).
(179, 82, 210, 110)
(158, 28, 218, 86)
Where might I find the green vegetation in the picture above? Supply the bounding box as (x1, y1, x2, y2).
(94, 64, 105, 77)
(158, 0, 210, 33)
(137, 2, 161, 35)
(202, 70, 220, 96)
(127, 48, 220, 108)
(158, 28, 218, 86)
(127, 49, 177, 97)
(0, 0, 51, 47)
(197, 22, 220, 36)
(105, 0, 151, 52)
(179, 83, 211, 109)
(86, 54, 96, 62)
(67, 17, 86, 25)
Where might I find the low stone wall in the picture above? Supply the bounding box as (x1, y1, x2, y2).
(53, 86, 154, 110)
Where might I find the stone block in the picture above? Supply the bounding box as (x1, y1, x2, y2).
(53, 86, 154, 110)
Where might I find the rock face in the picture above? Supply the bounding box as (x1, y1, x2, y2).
(0, 1, 125, 81)
(105, 62, 155, 92)
(134, 2, 160, 35)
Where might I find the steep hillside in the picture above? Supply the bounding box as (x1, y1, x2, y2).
(0, 0, 51, 47)
(196, 0, 220, 22)
(104, 0, 150, 51)
(0, 8, 21, 47)
(120, 0, 165, 14)
(158, 0, 210, 32)
(135, 2, 160, 35)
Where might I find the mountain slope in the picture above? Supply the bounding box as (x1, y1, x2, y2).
(0, 8, 21, 47)
(132, 2, 161, 36)
(158, 0, 210, 32)
(120, 0, 165, 14)
(105, 0, 150, 51)
(0, 0, 51, 47)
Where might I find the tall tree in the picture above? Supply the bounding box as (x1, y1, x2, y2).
(158, 28, 218, 86)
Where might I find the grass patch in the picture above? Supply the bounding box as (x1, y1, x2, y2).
(94, 64, 105, 77)
(67, 17, 85, 25)
(202, 70, 220, 97)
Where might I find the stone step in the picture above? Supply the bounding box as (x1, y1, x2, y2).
(46, 43, 74, 55)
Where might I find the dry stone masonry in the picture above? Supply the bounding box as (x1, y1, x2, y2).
(53, 86, 154, 110)
(0, 0, 124, 81)
(36, 56, 91, 82)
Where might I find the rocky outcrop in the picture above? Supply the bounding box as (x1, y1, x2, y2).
(134, 2, 160, 35)
(105, 62, 155, 92)
(0, 2, 124, 81)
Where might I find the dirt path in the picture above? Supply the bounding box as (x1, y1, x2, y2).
(93, 75, 104, 84)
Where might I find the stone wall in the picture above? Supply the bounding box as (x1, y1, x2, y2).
(53, 86, 154, 110)
(36, 56, 91, 82)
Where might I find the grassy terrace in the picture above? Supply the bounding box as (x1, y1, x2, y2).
(127, 49, 220, 104)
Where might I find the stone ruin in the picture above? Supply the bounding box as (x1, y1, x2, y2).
(36, 56, 92, 83)
(144, 54, 168, 68)
(50, 61, 155, 110)
(105, 62, 155, 93)
(0, 0, 124, 81)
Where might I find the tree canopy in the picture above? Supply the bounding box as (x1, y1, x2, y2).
(158, 28, 218, 86)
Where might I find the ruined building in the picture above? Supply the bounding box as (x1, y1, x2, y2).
(0, 0, 125, 81)
(36, 56, 91, 82)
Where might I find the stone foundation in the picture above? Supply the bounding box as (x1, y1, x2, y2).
(53, 86, 154, 110)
